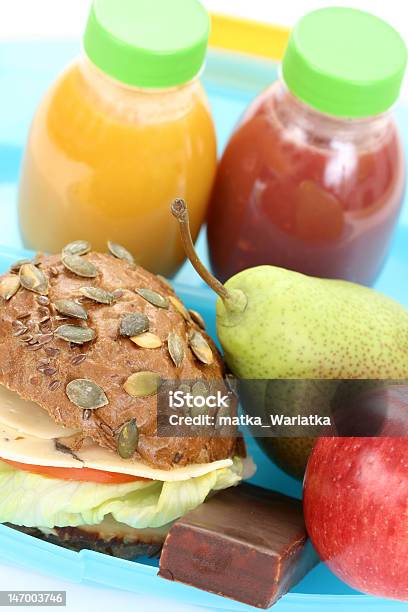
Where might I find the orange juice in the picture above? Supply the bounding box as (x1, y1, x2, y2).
(18, 0, 216, 276)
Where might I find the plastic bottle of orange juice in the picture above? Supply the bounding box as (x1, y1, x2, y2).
(18, 0, 217, 276)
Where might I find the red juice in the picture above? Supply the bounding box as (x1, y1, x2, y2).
(208, 82, 405, 285)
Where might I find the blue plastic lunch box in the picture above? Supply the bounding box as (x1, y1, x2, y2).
(0, 40, 407, 611)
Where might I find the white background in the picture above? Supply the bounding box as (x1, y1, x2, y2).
(0, 1, 407, 611)
(0, 0, 407, 99)
(0, 0, 407, 39)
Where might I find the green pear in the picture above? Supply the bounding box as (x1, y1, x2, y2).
(172, 199, 408, 478)
(219, 268, 408, 476)
(216, 265, 408, 379)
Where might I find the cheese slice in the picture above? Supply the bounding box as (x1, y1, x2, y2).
(78, 516, 171, 541)
(38, 518, 171, 544)
(77, 443, 233, 480)
(0, 421, 233, 481)
(0, 424, 83, 468)
(0, 385, 80, 439)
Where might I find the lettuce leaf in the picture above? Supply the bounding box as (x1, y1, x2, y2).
(0, 457, 242, 529)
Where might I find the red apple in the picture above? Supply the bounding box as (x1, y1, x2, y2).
(303, 437, 408, 600)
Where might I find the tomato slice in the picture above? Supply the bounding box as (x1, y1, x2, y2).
(0, 458, 151, 485)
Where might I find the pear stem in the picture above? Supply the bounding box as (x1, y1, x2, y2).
(171, 199, 232, 303)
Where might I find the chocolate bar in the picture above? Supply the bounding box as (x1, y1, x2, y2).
(158, 483, 318, 609)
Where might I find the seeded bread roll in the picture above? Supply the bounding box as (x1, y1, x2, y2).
(0, 248, 239, 468)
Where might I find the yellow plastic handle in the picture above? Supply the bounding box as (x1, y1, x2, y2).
(209, 13, 290, 61)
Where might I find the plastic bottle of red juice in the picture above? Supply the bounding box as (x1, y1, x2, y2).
(207, 7, 407, 285)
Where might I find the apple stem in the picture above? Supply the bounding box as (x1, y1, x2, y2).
(171, 198, 233, 303)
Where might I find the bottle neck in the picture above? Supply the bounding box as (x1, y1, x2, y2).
(274, 79, 393, 150)
(78, 54, 204, 124)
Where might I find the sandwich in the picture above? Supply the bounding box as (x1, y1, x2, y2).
(0, 243, 246, 559)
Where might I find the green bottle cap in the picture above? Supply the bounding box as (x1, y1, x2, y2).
(83, 0, 209, 88)
(282, 7, 407, 118)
